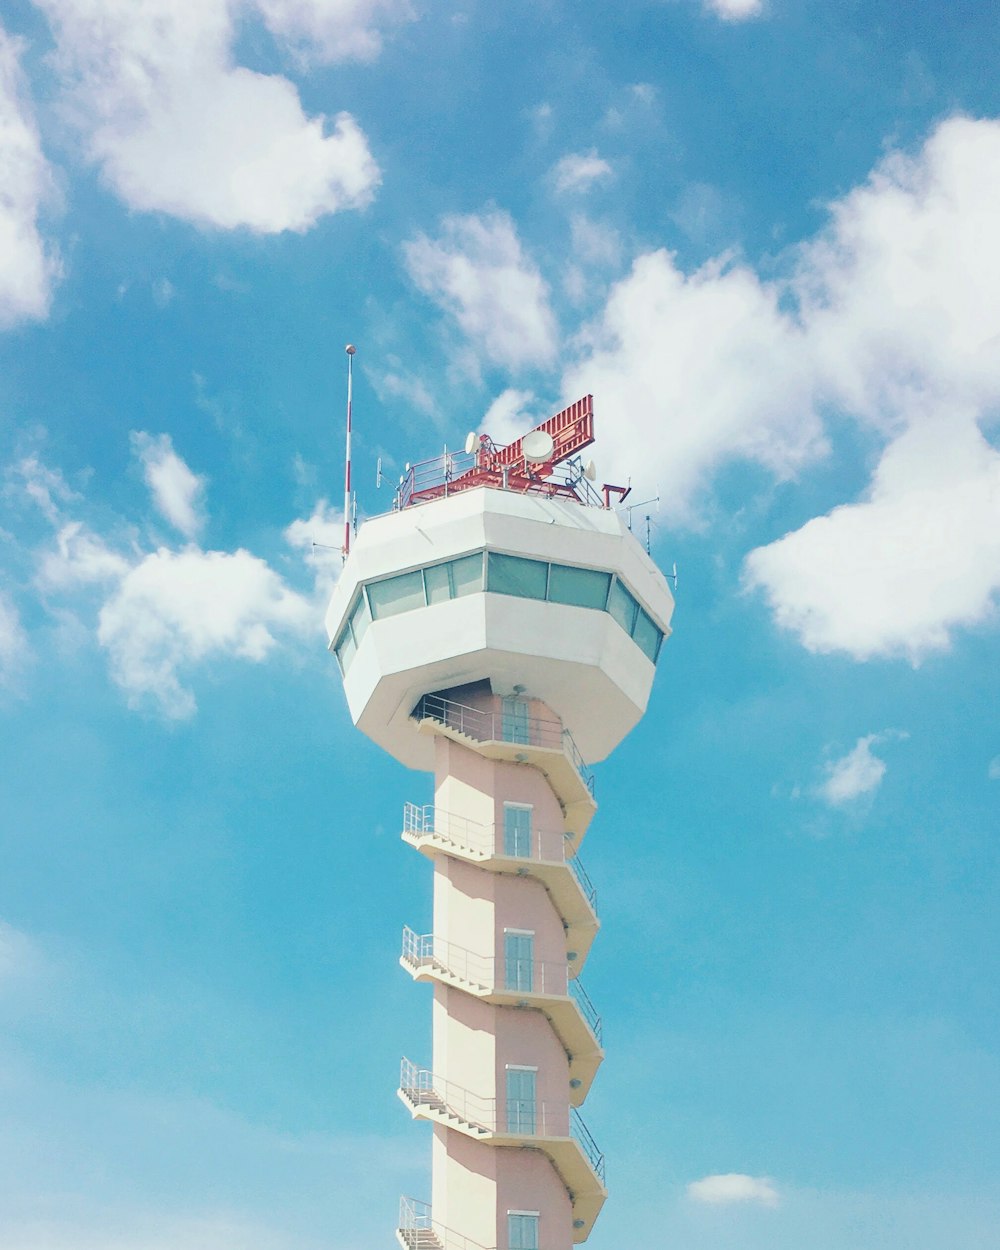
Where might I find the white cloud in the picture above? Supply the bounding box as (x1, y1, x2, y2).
(284, 498, 345, 598)
(0, 594, 30, 684)
(37, 0, 380, 233)
(6, 456, 77, 522)
(37, 521, 131, 589)
(798, 116, 1000, 429)
(988, 756, 1000, 781)
(404, 210, 558, 372)
(563, 249, 824, 523)
(251, 0, 413, 66)
(479, 388, 538, 447)
(131, 432, 206, 539)
(703, 0, 765, 20)
(687, 1173, 779, 1207)
(98, 546, 314, 719)
(0, 28, 60, 327)
(818, 734, 892, 806)
(25, 441, 337, 717)
(552, 149, 613, 194)
(743, 417, 1000, 661)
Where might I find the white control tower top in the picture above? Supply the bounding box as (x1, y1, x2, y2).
(325, 397, 675, 770)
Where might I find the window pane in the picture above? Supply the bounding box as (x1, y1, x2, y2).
(335, 624, 356, 671)
(450, 552, 484, 598)
(509, 1214, 539, 1250)
(349, 592, 371, 646)
(367, 569, 426, 620)
(423, 562, 452, 605)
(548, 564, 611, 610)
(488, 553, 548, 600)
(633, 607, 662, 663)
(504, 806, 532, 857)
(607, 577, 638, 635)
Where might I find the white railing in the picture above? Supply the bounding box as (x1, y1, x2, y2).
(401, 929, 571, 997)
(411, 695, 595, 797)
(402, 802, 598, 913)
(398, 1196, 490, 1250)
(400, 1060, 572, 1138)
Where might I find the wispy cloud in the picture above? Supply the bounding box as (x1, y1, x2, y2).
(687, 1172, 779, 1207)
(703, 0, 765, 21)
(0, 26, 62, 328)
(818, 732, 905, 806)
(552, 149, 613, 194)
(404, 209, 558, 372)
(131, 433, 207, 541)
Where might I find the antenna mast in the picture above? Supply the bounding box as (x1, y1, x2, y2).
(343, 344, 356, 560)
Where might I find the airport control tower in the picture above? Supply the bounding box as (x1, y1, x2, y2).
(325, 394, 674, 1250)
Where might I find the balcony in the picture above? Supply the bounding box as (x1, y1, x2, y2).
(399, 1063, 606, 1241)
(401, 928, 603, 1101)
(402, 802, 599, 967)
(411, 695, 597, 838)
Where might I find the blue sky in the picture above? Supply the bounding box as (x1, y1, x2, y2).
(1, 1, 1000, 1247)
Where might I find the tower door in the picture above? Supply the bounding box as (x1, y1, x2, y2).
(504, 930, 534, 992)
(505, 1068, 537, 1136)
(502, 696, 530, 744)
(503, 804, 532, 857)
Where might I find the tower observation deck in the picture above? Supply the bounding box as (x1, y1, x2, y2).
(326, 395, 674, 1250)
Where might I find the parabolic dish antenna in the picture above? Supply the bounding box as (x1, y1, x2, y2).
(464, 431, 478, 454)
(583, 459, 597, 481)
(522, 429, 555, 463)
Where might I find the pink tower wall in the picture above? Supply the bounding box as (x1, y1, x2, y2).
(429, 717, 582, 1250)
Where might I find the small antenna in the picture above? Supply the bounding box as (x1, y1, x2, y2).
(623, 493, 659, 531)
(376, 456, 383, 489)
(343, 344, 356, 561)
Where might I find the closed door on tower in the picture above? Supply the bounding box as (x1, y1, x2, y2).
(506, 1068, 537, 1135)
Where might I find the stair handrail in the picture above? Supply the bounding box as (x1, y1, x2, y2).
(412, 694, 595, 797)
(397, 1197, 494, 1250)
(399, 1061, 572, 1138)
(570, 1106, 606, 1183)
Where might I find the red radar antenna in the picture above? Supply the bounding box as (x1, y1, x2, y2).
(399, 395, 603, 509)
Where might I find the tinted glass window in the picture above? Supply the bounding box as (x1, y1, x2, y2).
(367, 569, 426, 619)
(632, 607, 661, 662)
(548, 564, 611, 610)
(607, 578, 638, 635)
(423, 562, 452, 605)
(335, 625, 356, 671)
(349, 592, 371, 646)
(451, 552, 484, 597)
(488, 553, 548, 600)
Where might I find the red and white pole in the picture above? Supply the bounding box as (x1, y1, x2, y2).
(343, 344, 356, 559)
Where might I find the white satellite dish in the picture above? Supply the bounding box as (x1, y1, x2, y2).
(583, 459, 597, 481)
(522, 429, 555, 464)
(464, 431, 478, 454)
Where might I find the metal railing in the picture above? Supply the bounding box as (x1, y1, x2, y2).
(401, 929, 571, 997)
(412, 695, 595, 797)
(568, 978, 603, 1045)
(398, 1196, 490, 1250)
(394, 449, 605, 513)
(400, 1063, 605, 1183)
(571, 1107, 606, 1183)
(400, 1060, 573, 1138)
(402, 802, 598, 914)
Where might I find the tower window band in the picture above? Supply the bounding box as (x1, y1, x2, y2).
(334, 550, 663, 671)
